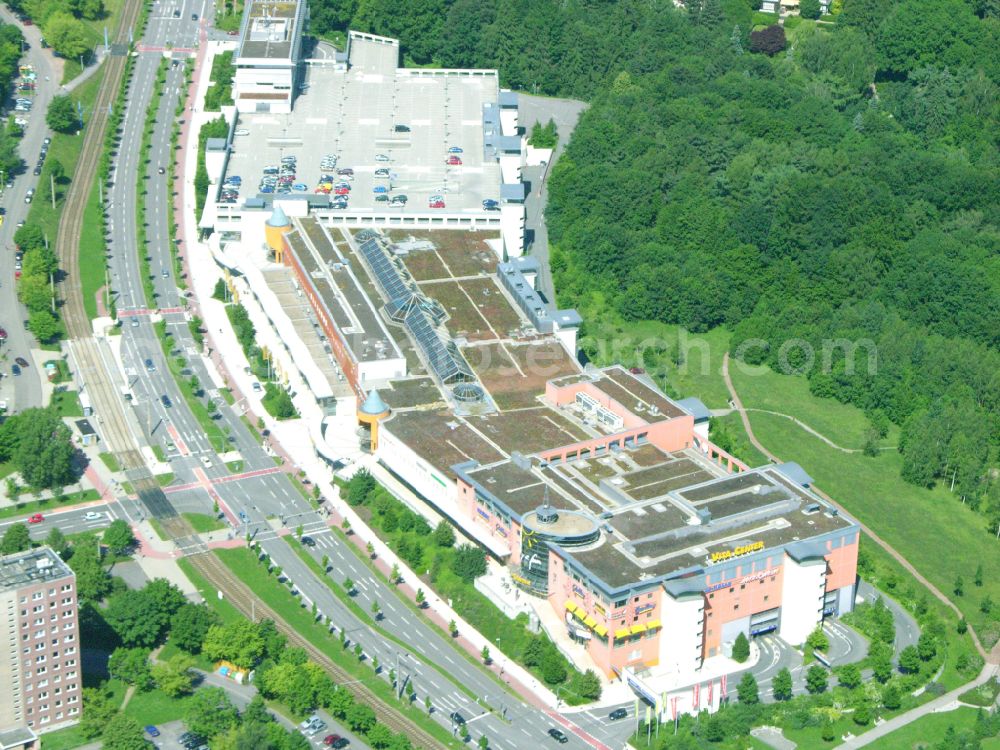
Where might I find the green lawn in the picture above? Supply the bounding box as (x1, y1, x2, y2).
(49, 388, 83, 418)
(731, 364, 898, 450)
(745, 408, 1000, 641)
(151, 444, 166, 462)
(99, 452, 121, 472)
(79, 173, 107, 320)
(176, 557, 245, 625)
(215, 547, 463, 747)
(157, 472, 176, 487)
(59, 0, 126, 83)
(122, 685, 193, 725)
(181, 512, 226, 533)
(39, 724, 91, 750)
(876, 706, 996, 750)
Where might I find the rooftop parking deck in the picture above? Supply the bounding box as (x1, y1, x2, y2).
(223, 53, 503, 216)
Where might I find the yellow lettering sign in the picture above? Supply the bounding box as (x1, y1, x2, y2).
(710, 541, 764, 563)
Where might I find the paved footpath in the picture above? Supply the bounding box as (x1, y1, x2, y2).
(839, 664, 997, 748)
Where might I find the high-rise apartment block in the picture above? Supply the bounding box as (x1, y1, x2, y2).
(0, 547, 82, 743)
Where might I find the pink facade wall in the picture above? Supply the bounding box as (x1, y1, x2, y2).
(546, 537, 859, 677)
(456, 479, 517, 561)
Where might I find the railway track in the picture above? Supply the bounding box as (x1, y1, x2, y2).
(49, 8, 450, 745)
(57, 0, 143, 339)
(185, 548, 450, 749)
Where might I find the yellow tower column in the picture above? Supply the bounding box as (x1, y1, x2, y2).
(357, 390, 390, 452)
(264, 203, 292, 263)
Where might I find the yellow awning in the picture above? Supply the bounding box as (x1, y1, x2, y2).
(573, 608, 586, 621)
(614, 628, 631, 640)
(583, 615, 597, 628)
(594, 624, 608, 637)
(645, 619, 662, 630)
(630, 624, 647, 635)
(565, 601, 578, 613)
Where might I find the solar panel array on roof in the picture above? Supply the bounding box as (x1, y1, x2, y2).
(358, 233, 474, 385)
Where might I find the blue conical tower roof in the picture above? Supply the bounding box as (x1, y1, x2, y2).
(266, 203, 290, 228)
(359, 389, 389, 415)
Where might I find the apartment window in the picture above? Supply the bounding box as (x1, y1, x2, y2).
(740, 584, 746, 590)
(32, 606, 42, 613)
(68, 695, 78, 704)
(61, 597, 72, 605)
(709, 593, 714, 599)
(66, 683, 77, 692)
(19, 597, 26, 604)
(48, 589, 55, 596)
(32, 592, 42, 601)
(20, 608, 26, 615)
(69, 707, 79, 715)
(34, 618, 43, 626)
(61, 585, 72, 592)
(764, 595, 769, 602)
(734, 604, 740, 611)
(36, 667, 47, 675)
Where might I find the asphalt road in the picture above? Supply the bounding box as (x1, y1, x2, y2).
(0, 6, 58, 414)
(518, 95, 587, 309)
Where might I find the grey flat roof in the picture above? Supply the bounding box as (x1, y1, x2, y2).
(75, 419, 96, 435)
(206, 138, 228, 152)
(498, 91, 518, 107)
(501, 183, 526, 201)
(0, 547, 73, 593)
(237, 0, 304, 61)
(0, 726, 37, 750)
(284, 219, 403, 365)
(677, 396, 711, 422)
(774, 461, 813, 487)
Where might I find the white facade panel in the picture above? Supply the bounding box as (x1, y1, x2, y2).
(377, 425, 456, 509)
(778, 555, 825, 645)
(660, 593, 704, 674)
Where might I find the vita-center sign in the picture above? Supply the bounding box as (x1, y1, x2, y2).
(709, 540, 764, 563)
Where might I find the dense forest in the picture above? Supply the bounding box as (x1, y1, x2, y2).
(316, 1, 999, 522)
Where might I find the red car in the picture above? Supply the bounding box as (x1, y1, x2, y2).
(323, 736, 348, 748)
(28, 513, 44, 524)
(334, 186, 350, 195)
(227, 29, 238, 35)
(429, 200, 445, 209)
(15, 270, 21, 280)
(446, 156, 462, 165)
(0, 328, 7, 341)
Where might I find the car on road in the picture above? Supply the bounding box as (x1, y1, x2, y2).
(372, 185, 388, 194)
(161, 268, 169, 278)
(393, 124, 410, 132)
(609, 707, 627, 721)
(24, 188, 34, 204)
(157, 166, 165, 174)
(32, 165, 41, 176)
(14, 357, 28, 368)
(144, 725, 160, 738)
(389, 195, 407, 205)
(0, 329, 6, 340)
(172, 8, 180, 16)
(482, 199, 500, 210)
(43, 137, 51, 146)
(547, 728, 569, 743)
(200, 456, 213, 468)
(28, 513, 44, 524)
(446, 155, 462, 166)
(84, 511, 103, 521)
(450, 712, 465, 726)
(323, 736, 348, 748)
(144, 358, 155, 372)
(161, 394, 172, 408)
(191, 12, 198, 19)
(299, 716, 320, 731)
(301, 536, 316, 546)
(448, 146, 463, 153)
(131, 317, 139, 327)
(429, 200, 445, 209)
(374, 154, 390, 162)
(252, 381, 262, 392)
